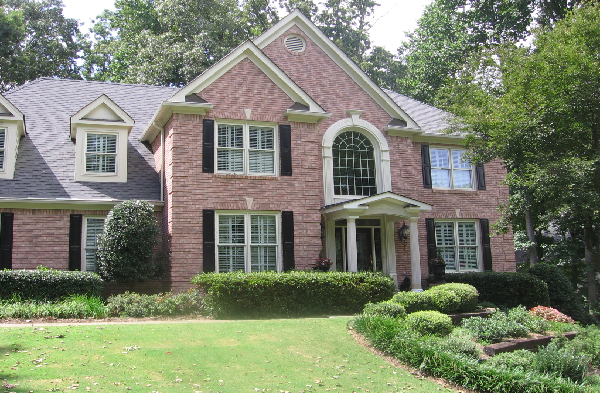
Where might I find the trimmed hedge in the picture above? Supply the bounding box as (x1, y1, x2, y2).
(106, 290, 204, 317)
(445, 272, 550, 309)
(406, 310, 453, 337)
(528, 263, 596, 325)
(429, 283, 479, 313)
(391, 283, 478, 314)
(362, 301, 406, 318)
(192, 271, 396, 319)
(0, 269, 104, 301)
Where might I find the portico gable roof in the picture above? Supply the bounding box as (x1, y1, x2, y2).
(321, 192, 431, 221)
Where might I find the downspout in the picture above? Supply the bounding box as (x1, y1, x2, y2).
(153, 122, 165, 202)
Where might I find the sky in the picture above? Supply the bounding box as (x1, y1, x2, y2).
(62, 0, 433, 52)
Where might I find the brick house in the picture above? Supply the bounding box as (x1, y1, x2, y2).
(0, 10, 515, 292)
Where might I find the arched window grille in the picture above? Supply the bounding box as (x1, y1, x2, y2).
(332, 131, 377, 196)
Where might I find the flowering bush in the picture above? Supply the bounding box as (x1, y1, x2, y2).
(529, 306, 575, 324)
(313, 257, 332, 271)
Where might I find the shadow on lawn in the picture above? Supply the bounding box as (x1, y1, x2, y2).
(1, 344, 32, 393)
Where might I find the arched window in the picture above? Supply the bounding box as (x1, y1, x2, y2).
(333, 131, 376, 196)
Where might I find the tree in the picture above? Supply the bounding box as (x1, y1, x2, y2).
(97, 200, 161, 283)
(0, 0, 84, 92)
(397, 0, 591, 105)
(441, 4, 600, 310)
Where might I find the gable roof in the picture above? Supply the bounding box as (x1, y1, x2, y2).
(2, 78, 177, 202)
(70, 94, 135, 138)
(253, 10, 420, 130)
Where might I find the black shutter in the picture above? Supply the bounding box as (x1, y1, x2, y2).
(0, 212, 14, 269)
(480, 219, 492, 271)
(279, 124, 292, 176)
(476, 163, 486, 190)
(203, 209, 215, 272)
(202, 119, 215, 173)
(69, 214, 83, 271)
(281, 211, 295, 271)
(421, 144, 432, 188)
(425, 218, 436, 274)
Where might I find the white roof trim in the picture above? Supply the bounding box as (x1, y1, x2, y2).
(0, 94, 25, 136)
(0, 197, 164, 211)
(169, 41, 325, 114)
(70, 94, 135, 138)
(140, 101, 215, 142)
(321, 192, 432, 215)
(253, 10, 419, 129)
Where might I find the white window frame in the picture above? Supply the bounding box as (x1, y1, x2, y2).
(430, 147, 474, 190)
(0, 127, 5, 171)
(85, 132, 118, 174)
(434, 220, 481, 273)
(82, 216, 106, 272)
(74, 126, 128, 183)
(215, 120, 278, 176)
(215, 211, 281, 273)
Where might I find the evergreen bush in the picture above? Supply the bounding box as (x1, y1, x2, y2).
(405, 310, 453, 337)
(97, 200, 162, 283)
(362, 301, 406, 318)
(429, 283, 479, 313)
(192, 271, 395, 319)
(106, 290, 204, 317)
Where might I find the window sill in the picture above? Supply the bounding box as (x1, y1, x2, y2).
(214, 173, 279, 180)
(431, 188, 478, 194)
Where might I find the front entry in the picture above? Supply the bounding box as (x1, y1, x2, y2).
(334, 219, 382, 272)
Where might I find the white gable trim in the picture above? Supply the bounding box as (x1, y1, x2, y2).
(0, 94, 26, 180)
(253, 10, 419, 129)
(70, 94, 134, 138)
(169, 41, 326, 115)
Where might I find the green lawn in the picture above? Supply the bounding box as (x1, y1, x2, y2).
(0, 317, 458, 392)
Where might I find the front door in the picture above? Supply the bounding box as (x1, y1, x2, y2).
(334, 220, 382, 272)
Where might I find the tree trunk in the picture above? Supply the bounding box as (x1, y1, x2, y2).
(585, 244, 599, 312)
(525, 208, 538, 265)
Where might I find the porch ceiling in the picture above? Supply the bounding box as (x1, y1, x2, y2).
(320, 191, 431, 221)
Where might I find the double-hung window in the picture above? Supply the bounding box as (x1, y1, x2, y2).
(0, 128, 5, 171)
(86, 133, 117, 174)
(83, 217, 105, 272)
(216, 212, 279, 272)
(435, 221, 479, 272)
(216, 122, 276, 175)
(430, 148, 473, 189)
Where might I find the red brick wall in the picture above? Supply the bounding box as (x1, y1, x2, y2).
(157, 25, 514, 291)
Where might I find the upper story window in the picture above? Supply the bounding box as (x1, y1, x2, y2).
(216, 122, 276, 176)
(0, 128, 5, 171)
(430, 148, 473, 189)
(333, 131, 377, 196)
(435, 220, 479, 272)
(216, 212, 279, 272)
(86, 133, 117, 174)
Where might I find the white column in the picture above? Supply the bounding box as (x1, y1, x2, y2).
(384, 218, 398, 286)
(347, 217, 358, 272)
(409, 217, 423, 291)
(325, 220, 336, 269)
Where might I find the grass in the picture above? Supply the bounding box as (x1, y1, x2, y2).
(0, 317, 458, 393)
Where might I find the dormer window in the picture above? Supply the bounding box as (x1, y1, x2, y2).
(86, 133, 117, 173)
(71, 95, 134, 183)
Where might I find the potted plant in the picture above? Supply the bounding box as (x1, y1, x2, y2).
(313, 257, 332, 272)
(428, 255, 446, 283)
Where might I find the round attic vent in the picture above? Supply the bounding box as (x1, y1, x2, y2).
(284, 35, 306, 53)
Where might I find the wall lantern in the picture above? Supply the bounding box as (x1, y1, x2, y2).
(398, 222, 409, 249)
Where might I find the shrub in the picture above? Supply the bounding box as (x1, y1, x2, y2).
(106, 290, 204, 317)
(97, 200, 162, 283)
(406, 311, 453, 337)
(391, 291, 434, 313)
(445, 271, 550, 309)
(461, 310, 529, 343)
(534, 339, 590, 383)
(192, 271, 395, 319)
(484, 350, 536, 372)
(0, 295, 109, 319)
(427, 335, 482, 359)
(569, 326, 600, 366)
(528, 263, 595, 324)
(508, 305, 549, 333)
(429, 283, 479, 313)
(529, 306, 575, 324)
(0, 269, 103, 301)
(362, 301, 406, 318)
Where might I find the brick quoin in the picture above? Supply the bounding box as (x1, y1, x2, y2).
(156, 24, 514, 292)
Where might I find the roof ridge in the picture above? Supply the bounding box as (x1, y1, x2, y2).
(12, 77, 180, 92)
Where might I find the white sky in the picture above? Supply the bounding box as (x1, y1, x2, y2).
(62, 0, 432, 52)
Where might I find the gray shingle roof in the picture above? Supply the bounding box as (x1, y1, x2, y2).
(384, 89, 451, 133)
(2, 78, 177, 201)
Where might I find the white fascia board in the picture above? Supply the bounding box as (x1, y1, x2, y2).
(0, 94, 25, 136)
(169, 42, 325, 114)
(285, 109, 331, 124)
(411, 133, 465, 144)
(253, 10, 419, 129)
(139, 101, 214, 143)
(0, 197, 164, 211)
(70, 94, 135, 138)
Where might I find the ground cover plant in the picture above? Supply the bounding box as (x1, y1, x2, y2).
(0, 317, 459, 392)
(106, 290, 204, 317)
(0, 295, 109, 320)
(354, 300, 600, 392)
